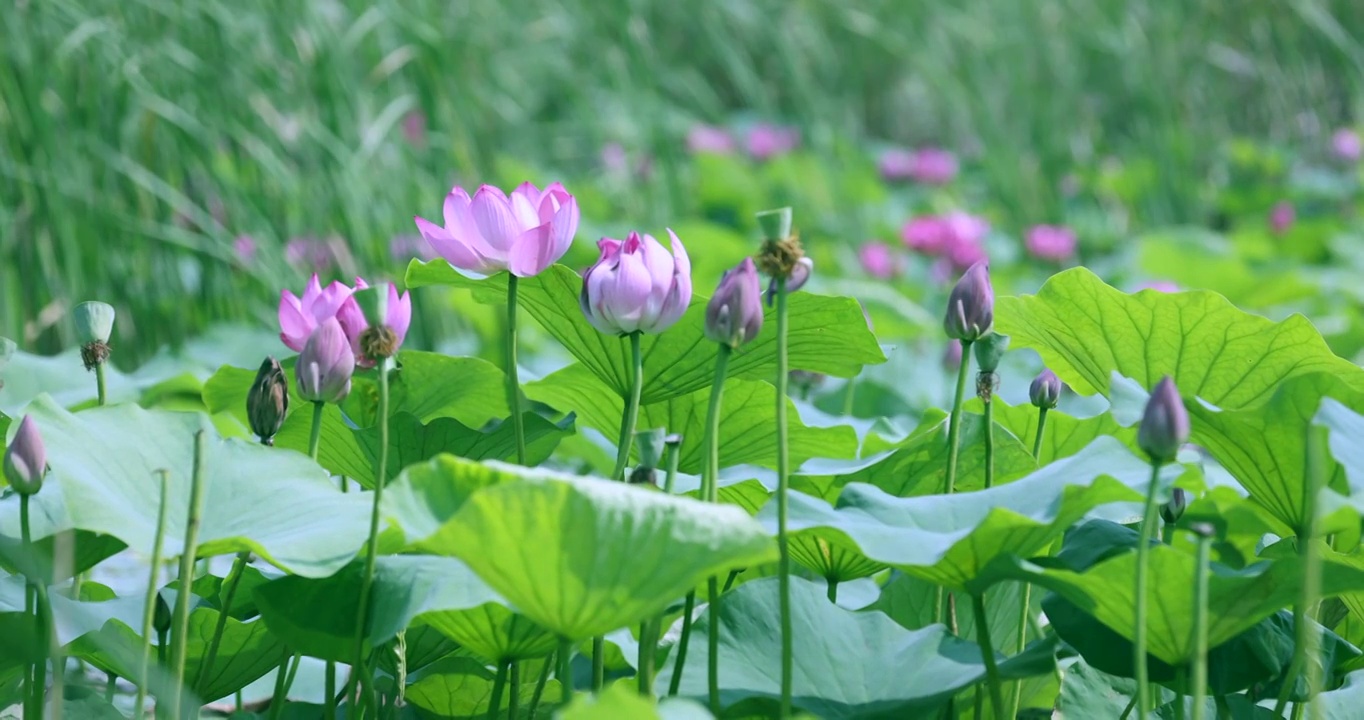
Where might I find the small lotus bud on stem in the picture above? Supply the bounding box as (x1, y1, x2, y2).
(75, 301, 116, 370)
(1160, 488, 1188, 525)
(1138, 376, 1190, 465)
(1029, 369, 1062, 410)
(4, 415, 48, 495)
(297, 319, 355, 405)
(705, 259, 764, 348)
(944, 262, 994, 342)
(247, 357, 289, 445)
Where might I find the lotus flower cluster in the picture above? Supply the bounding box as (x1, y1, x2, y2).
(902, 210, 989, 272)
(1024, 224, 1077, 262)
(580, 231, 692, 336)
(279, 274, 411, 367)
(414, 182, 580, 278)
(878, 147, 958, 185)
(858, 242, 899, 279)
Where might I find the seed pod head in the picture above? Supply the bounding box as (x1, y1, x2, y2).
(1029, 369, 1062, 409)
(634, 428, 668, 471)
(74, 301, 116, 344)
(755, 207, 793, 242)
(1160, 487, 1188, 525)
(247, 356, 289, 445)
(296, 318, 355, 405)
(4, 415, 47, 495)
(705, 258, 764, 348)
(943, 262, 994, 342)
(1138, 376, 1190, 464)
(972, 333, 1010, 374)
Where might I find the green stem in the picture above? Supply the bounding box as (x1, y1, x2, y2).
(325, 660, 337, 720)
(1174, 668, 1186, 720)
(508, 661, 521, 719)
(841, 377, 856, 416)
(669, 591, 697, 696)
(267, 651, 295, 720)
(1134, 461, 1162, 719)
(826, 579, 838, 603)
(486, 660, 509, 720)
(558, 638, 574, 702)
(1190, 531, 1212, 720)
(1275, 429, 1327, 718)
(1031, 406, 1048, 460)
(702, 345, 731, 714)
(349, 359, 392, 711)
(528, 652, 552, 720)
(983, 397, 995, 489)
(105, 673, 117, 702)
(637, 621, 658, 696)
(21, 494, 46, 720)
(1119, 695, 1137, 719)
(169, 432, 209, 720)
(775, 277, 793, 719)
(1215, 695, 1232, 717)
(506, 275, 527, 465)
(196, 551, 250, 691)
(936, 339, 974, 628)
(308, 401, 325, 460)
(95, 361, 108, 406)
(706, 575, 721, 713)
(1013, 404, 1048, 719)
(971, 593, 1007, 720)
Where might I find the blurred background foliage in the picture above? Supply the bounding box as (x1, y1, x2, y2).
(3, 0, 1364, 365)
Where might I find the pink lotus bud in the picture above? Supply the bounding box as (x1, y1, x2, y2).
(278, 275, 356, 352)
(943, 262, 994, 341)
(297, 318, 354, 405)
(336, 278, 412, 368)
(765, 257, 813, 306)
(705, 258, 764, 349)
(414, 182, 580, 278)
(902, 216, 947, 255)
(4, 415, 47, 495)
(1029, 369, 1062, 409)
(1333, 128, 1361, 162)
(858, 242, 898, 279)
(1270, 201, 1295, 234)
(580, 230, 692, 336)
(909, 147, 959, 185)
(1024, 224, 1077, 262)
(745, 124, 800, 161)
(1138, 376, 1189, 464)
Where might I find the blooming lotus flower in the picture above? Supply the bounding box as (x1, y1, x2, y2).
(1333, 128, 1361, 162)
(1029, 369, 1061, 409)
(336, 278, 412, 367)
(944, 262, 994, 342)
(705, 258, 764, 349)
(688, 124, 736, 154)
(902, 216, 947, 255)
(4, 415, 47, 495)
(389, 234, 436, 262)
(859, 242, 898, 279)
(946, 239, 988, 272)
(1270, 201, 1295, 234)
(580, 230, 692, 335)
(1138, 376, 1189, 464)
(278, 275, 355, 352)
(414, 182, 580, 278)
(1025, 224, 1077, 262)
(746, 124, 800, 161)
(909, 148, 958, 185)
(297, 318, 355, 405)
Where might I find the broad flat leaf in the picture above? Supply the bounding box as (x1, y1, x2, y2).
(419, 602, 556, 664)
(381, 455, 527, 551)
(786, 534, 885, 583)
(655, 577, 1058, 719)
(391, 458, 778, 640)
(254, 555, 503, 661)
(0, 397, 370, 577)
(997, 267, 1364, 407)
(559, 683, 712, 720)
(965, 398, 1136, 466)
(375, 623, 461, 677)
(1320, 669, 1364, 719)
(406, 262, 886, 403)
(525, 364, 857, 474)
(767, 438, 1171, 593)
(405, 655, 562, 719)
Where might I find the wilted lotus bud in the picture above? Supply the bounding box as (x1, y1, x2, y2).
(75, 301, 116, 370)
(943, 262, 994, 342)
(247, 357, 289, 445)
(705, 258, 764, 348)
(972, 334, 1010, 374)
(1138, 376, 1190, 464)
(297, 319, 355, 405)
(3, 415, 47, 495)
(1160, 488, 1188, 524)
(580, 231, 692, 336)
(1029, 369, 1062, 409)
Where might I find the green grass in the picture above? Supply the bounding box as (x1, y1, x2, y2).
(3, 0, 1362, 362)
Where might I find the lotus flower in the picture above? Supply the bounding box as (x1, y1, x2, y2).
(1029, 369, 1062, 409)
(233, 235, 258, 265)
(414, 182, 580, 278)
(296, 318, 355, 405)
(336, 278, 412, 367)
(580, 230, 692, 335)
(1270, 201, 1295, 234)
(688, 124, 735, 155)
(1025, 224, 1077, 262)
(746, 124, 800, 161)
(944, 262, 994, 342)
(705, 258, 764, 349)
(279, 275, 355, 352)
(909, 147, 958, 185)
(4, 415, 47, 495)
(1333, 128, 1361, 162)
(859, 242, 898, 279)
(878, 149, 917, 182)
(903, 216, 948, 254)
(1138, 376, 1189, 464)
(1135, 281, 1179, 293)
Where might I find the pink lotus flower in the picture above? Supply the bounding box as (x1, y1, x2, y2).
(946, 239, 988, 271)
(601, 143, 629, 173)
(580, 230, 692, 335)
(336, 278, 412, 368)
(859, 242, 898, 279)
(902, 216, 947, 254)
(687, 124, 735, 155)
(1024, 224, 1077, 262)
(278, 275, 356, 352)
(878, 149, 917, 182)
(233, 235, 258, 265)
(1333, 128, 1361, 162)
(909, 147, 958, 185)
(942, 339, 963, 372)
(284, 237, 336, 273)
(414, 182, 580, 278)
(746, 124, 800, 161)
(1135, 280, 1179, 293)
(1270, 201, 1295, 234)
(402, 110, 427, 149)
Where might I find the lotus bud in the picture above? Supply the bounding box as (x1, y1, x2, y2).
(789, 370, 826, 398)
(3, 415, 47, 495)
(247, 357, 289, 445)
(1029, 369, 1062, 410)
(1160, 487, 1188, 525)
(297, 319, 355, 405)
(75, 301, 116, 370)
(705, 258, 764, 348)
(1138, 376, 1190, 464)
(154, 590, 173, 634)
(579, 231, 693, 336)
(973, 333, 1010, 374)
(765, 257, 813, 307)
(943, 262, 994, 342)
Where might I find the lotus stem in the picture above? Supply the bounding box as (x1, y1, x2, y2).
(970, 593, 1007, 719)
(349, 358, 393, 711)
(528, 651, 553, 720)
(487, 660, 510, 720)
(1190, 527, 1212, 720)
(105, 673, 117, 702)
(936, 339, 974, 630)
(1031, 406, 1048, 459)
(703, 344, 732, 714)
(508, 661, 521, 718)
(558, 638, 574, 702)
(196, 551, 250, 691)
(325, 661, 337, 720)
(20, 493, 49, 719)
(169, 431, 209, 720)
(268, 651, 300, 720)
(1134, 461, 1162, 719)
(669, 592, 697, 697)
(637, 620, 659, 696)
(983, 394, 995, 490)
(826, 579, 838, 603)
(1012, 403, 1050, 718)
(775, 276, 794, 719)
(506, 274, 527, 465)
(308, 401, 325, 460)
(95, 361, 108, 406)
(1274, 428, 1327, 718)
(304, 398, 335, 719)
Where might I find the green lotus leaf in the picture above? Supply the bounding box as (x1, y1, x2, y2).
(965, 397, 1136, 466)
(559, 682, 712, 720)
(419, 602, 556, 664)
(405, 655, 562, 719)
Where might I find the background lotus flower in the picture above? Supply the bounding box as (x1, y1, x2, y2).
(705, 257, 764, 348)
(580, 230, 692, 335)
(4, 415, 47, 495)
(687, 124, 735, 154)
(909, 147, 958, 184)
(903, 216, 947, 254)
(1025, 224, 1077, 261)
(745, 124, 800, 161)
(942, 339, 963, 372)
(233, 235, 258, 265)
(278, 275, 355, 352)
(1135, 280, 1179, 293)
(414, 182, 580, 278)
(297, 318, 355, 404)
(1333, 128, 1361, 162)
(878, 149, 917, 182)
(859, 242, 898, 279)
(336, 278, 412, 367)
(1270, 201, 1295, 234)
(944, 262, 994, 341)
(284, 237, 337, 273)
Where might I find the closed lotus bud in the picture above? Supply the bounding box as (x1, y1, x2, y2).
(74, 301, 116, 344)
(297, 319, 355, 405)
(154, 591, 173, 634)
(973, 333, 1010, 373)
(765, 257, 813, 307)
(580, 231, 692, 336)
(705, 258, 764, 348)
(1029, 369, 1062, 409)
(247, 357, 289, 445)
(1138, 376, 1190, 464)
(4, 415, 47, 495)
(1160, 488, 1188, 524)
(943, 262, 994, 342)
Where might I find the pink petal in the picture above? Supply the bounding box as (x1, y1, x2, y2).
(278, 290, 311, 351)
(509, 182, 543, 229)
(387, 286, 412, 344)
(415, 215, 487, 271)
(508, 225, 555, 277)
(471, 185, 519, 252)
(312, 281, 354, 323)
(637, 233, 675, 292)
(444, 189, 500, 259)
(666, 229, 691, 278)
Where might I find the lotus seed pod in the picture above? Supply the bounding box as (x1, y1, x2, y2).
(247, 357, 289, 445)
(634, 428, 668, 471)
(1160, 487, 1188, 524)
(943, 262, 994, 342)
(74, 301, 116, 344)
(4, 415, 47, 495)
(755, 207, 793, 242)
(1029, 369, 1062, 410)
(972, 333, 1010, 374)
(1138, 376, 1190, 464)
